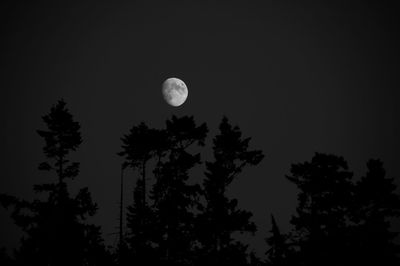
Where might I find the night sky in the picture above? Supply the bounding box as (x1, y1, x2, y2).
(1, 0, 399, 255)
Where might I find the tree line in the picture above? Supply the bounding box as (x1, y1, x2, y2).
(1, 100, 399, 266)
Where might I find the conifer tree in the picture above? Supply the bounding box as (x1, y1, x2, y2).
(285, 153, 354, 266)
(265, 215, 291, 266)
(352, 159, 400, 265)
(0, 100, 111, 266)
(151, 116, 208, 266)
(118, 122, 164, 264)
(198, 117, 264, 265)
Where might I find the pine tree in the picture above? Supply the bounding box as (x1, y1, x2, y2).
(285, 153, 354, 266)
(151, 115, 208, 266)
(198, 117, 264, 265)
(265, 215, 291, 266)
(352, 159, 400, 265)
(118, 122, 164, 264)
(0, 100, 111, 266)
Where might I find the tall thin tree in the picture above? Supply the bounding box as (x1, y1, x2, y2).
(0, 100, 111, 266)
(119, 122, 166, 263)
(198, 116, 264, 265)
(265, 214, 292, 266)
(151, 115, 208, 266)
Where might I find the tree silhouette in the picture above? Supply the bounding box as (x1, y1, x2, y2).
(151, 115, 208, 266)
(285, 153, 354, 266)
(265, 214, 292, 266)
(4, 102, 399, 266)
(197, 117, 264, 265)
(351, 159, 400, 265)
(0, 100, 111, 266)
(284, 153, 400, 266)
(118, 122, 164, 264)
(119, 122, 163, 205)
(114, 163, 129, 266)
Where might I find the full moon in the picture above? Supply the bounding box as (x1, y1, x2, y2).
(162, 77, 188, 107)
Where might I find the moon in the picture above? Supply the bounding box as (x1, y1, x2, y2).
(162, 77, 188, 107)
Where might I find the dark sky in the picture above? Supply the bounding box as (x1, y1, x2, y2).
(1, 0, 399, 256)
